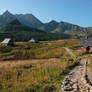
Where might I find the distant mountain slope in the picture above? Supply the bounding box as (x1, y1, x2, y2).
(0, 10, 92, 36)
(0, 19, 43, 33)
(39, 20, 87, 35)
(39, 20, 59, 32)
(0, 11, 15, 26)
(0, 19, 71, 41)
(0, 11, 43, 28)
(15, 14, 43, 28)
(87, 27, 92, 33)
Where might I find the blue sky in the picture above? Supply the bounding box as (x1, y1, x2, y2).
(0, 0, 92, 27)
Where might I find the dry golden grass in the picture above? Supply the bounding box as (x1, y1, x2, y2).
(0, 58, 60, 68)
(0, 58, 70, 70)
(0, 39, 82, 92)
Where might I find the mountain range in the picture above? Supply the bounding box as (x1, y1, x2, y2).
(38, 20, 87, 34)
(0, 10, 43, 28)
(0, 16, 71, 41)
(0, 10, 92, 36)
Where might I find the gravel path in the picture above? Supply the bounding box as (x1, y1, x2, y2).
(61, 59, 92, 92)
(62, 47, 76, 58)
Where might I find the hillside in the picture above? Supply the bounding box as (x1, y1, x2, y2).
(39, 20, 87, 35)
(87, 27, 92, 33)
(0, 11, 43, 28)
(15, 14, 43, 28)
(0, 39, 81, 92)
(0, 11, 15, 26)
(0, 19, 71, 41)
(0, 11, 92, 36)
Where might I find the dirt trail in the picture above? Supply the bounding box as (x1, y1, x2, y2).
(61, 59, 92, 92)
(62, 47, 76, 58)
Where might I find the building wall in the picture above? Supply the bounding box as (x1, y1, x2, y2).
(78, 47, 92, 52)
(78, 47, 86, 52)
(89, 47, 92, 52)
(8, 40, 14, 46)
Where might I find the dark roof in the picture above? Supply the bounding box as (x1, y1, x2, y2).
(79, 37, 92, 47)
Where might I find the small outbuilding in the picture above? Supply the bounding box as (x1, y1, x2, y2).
(1, 38, 14, 46)
(78, 36, 92, 52)
(29, 38, 39, 43)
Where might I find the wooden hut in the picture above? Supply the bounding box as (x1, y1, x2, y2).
(78, 37, 92, 52)
(29, 38, 39, 43)
(1, 38, 14, 46)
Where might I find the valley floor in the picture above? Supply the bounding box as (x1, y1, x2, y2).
(0, 39, 89, 92)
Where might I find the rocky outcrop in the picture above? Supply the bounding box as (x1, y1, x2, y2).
(61, 59, 92, 92)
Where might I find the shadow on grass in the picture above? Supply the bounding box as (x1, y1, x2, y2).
(61, 61, 80, 76)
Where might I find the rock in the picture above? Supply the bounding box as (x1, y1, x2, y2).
(61, 59, 92, 92)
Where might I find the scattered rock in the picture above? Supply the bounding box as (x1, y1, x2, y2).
(61, 59, 92, 92)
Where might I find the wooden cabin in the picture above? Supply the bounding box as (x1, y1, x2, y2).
(29, 38, 39, 43)
(78, 37, 92, 52)
(1, 38, 14, 46)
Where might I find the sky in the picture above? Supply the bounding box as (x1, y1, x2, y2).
(0, 0, 92, 27)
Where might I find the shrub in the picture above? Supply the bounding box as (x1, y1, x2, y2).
(43, 85, 56, 92)
(0, 46, 12, 53)
(13, 50, 30, 60)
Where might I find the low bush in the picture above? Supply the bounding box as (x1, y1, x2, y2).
(14, 50, 30, 60)
(0, 45, 12, 53)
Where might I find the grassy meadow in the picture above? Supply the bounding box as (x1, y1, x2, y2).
(0, 39, 84, 92)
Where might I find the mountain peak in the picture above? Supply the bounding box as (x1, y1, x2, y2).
(4, 10, 10, 13)
(2, 10, 13, 16)
(49, 20, 58, 23)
